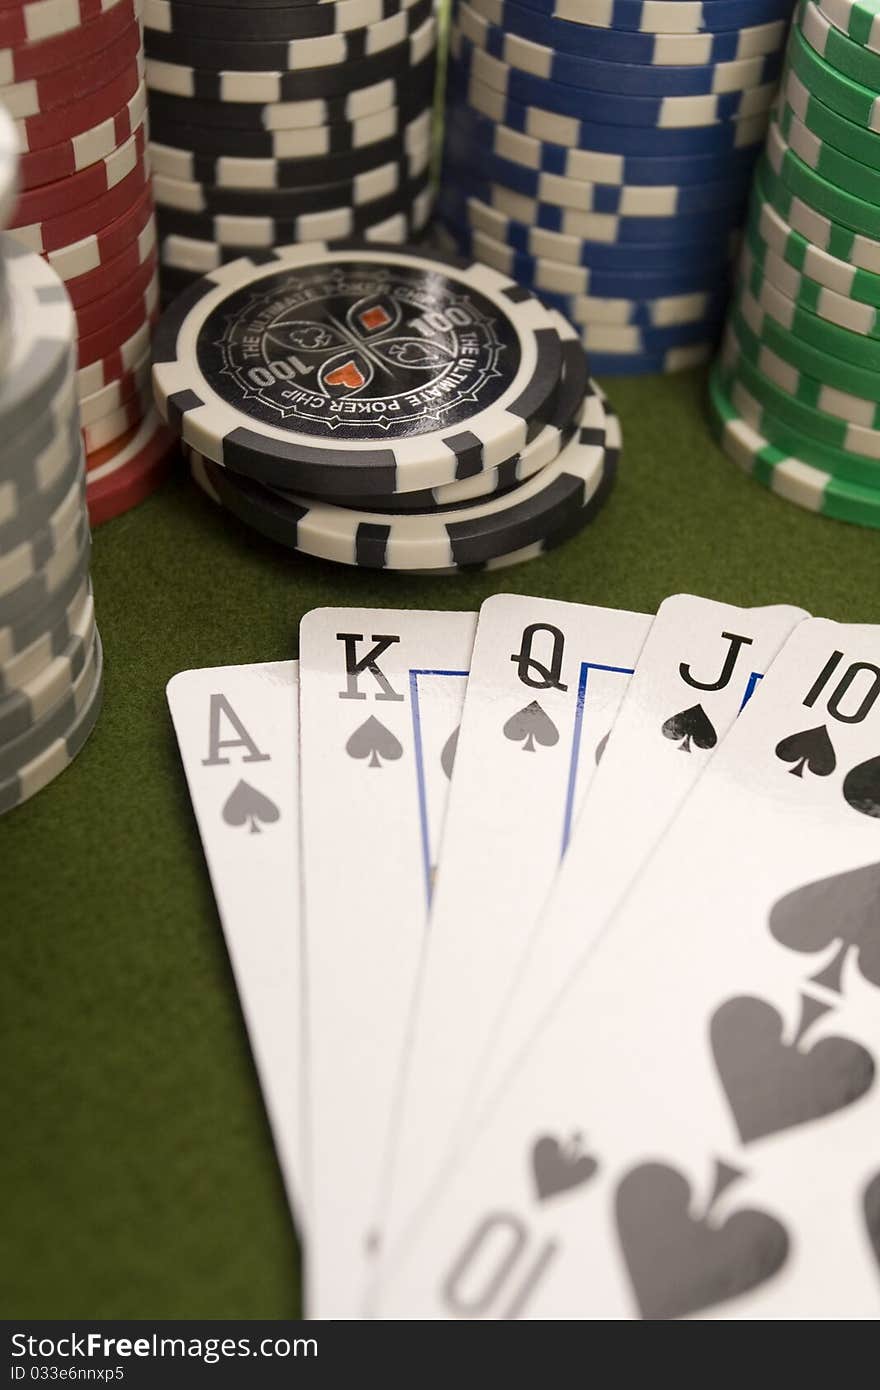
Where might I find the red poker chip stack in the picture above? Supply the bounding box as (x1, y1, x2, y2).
(2, 0, 175, 525)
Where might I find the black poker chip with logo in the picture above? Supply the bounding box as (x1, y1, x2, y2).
(151, 242, 567, 498)
(279, 313, 591, 513)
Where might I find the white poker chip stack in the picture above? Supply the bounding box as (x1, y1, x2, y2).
(143, 0, 440, 301)
(0, 138, 103, 815)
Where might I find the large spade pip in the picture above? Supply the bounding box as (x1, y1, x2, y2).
(769, 862, 880, 994)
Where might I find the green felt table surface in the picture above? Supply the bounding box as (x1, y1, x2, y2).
(3, 366, 878, 1319)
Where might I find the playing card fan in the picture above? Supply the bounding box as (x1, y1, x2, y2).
(1, 0, 174, 524)
(371, 608, 880, 1320)
(710, 0, 880, 528)
(143, 0, 439, 298)
(151, 241, 620, 572)
(167, 594, 880, 1320)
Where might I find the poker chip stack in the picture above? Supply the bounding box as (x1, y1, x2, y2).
(2, 0, 175, 525)
(710, 0, 880, 527)
(143, 0, 440, 298)
(437, 0, 797, 375)
(151, 242, 620, 573)
(0, 102, 16, 370)
(0, 221, 103, 815)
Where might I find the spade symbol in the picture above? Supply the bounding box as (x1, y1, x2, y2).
(222, 779, 281, 834)
(441, 725, 459, 781)
(503, 700, 559, 753)
(843, 755, 880, 819)
(661, 703, 718, 754)
(774, 724, 837, 779)
(531, 1133, 598, 1202)
(710, 993, 874, 1145)
(345, 715, 403, 768)
(769, 862, 880, 993)
(864, 1170, 880, 1276)
(615, 1159, 789, 1320)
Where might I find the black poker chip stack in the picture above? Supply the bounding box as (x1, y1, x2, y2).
(143, 0, 440, 302)
(150, 242, 622, 574)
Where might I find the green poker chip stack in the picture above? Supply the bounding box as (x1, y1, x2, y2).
(709, 0, 880, 528)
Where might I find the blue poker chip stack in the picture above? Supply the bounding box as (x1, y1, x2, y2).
(143, 0, 440, 302)
(438, 0, 798, 375)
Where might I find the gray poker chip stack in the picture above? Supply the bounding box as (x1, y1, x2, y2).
(144, 0, 440, 302)
(0, 216, 103, 815)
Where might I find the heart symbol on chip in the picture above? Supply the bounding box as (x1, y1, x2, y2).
(324, 360, 366, 391)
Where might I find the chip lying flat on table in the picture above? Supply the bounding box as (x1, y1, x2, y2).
(151, 242, 567, 499)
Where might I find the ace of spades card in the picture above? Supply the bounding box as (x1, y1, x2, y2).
(297, 607, 475, 1321)
(377, 594, 652, 1286)
(376, 618, 880, 1319)
(166, 662, 306, 1231)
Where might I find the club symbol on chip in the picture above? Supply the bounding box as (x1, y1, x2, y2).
(273, 321, 337, 356)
